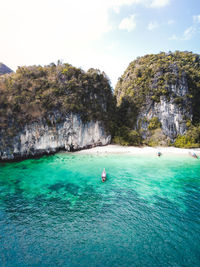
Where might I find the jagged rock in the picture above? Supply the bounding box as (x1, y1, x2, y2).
(115, 51, 199, 144)
(0, 113, 111, 160)
(136, 70, 192, 140)
(0, 63, 114, 160)
(0, 63, 13, 75)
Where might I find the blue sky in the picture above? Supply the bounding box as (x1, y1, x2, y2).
(0, 0, 200, 86)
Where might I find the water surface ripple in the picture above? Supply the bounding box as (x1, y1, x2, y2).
(0, 153, 200, 266)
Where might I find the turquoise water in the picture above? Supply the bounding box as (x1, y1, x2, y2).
(0, 152, 200, 266)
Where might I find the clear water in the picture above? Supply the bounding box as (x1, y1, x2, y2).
(0, 153, 200, 267)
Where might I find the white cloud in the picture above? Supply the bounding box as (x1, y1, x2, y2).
(0, 0, 171, 86)
(111, 0, 147, 6)
(183, 26, 196, 40)
(167, 19, 175, 25)
(147, 21, 158, 30)
(111, 0, 170, 10)
(169, 27, 196, 41)
(119, 15, 137, 31)
(193, 14, 200, 24)
(170, 14, 200, 41)
(107, 0, 147, 14)
(108, 0, 146, 13)
(182, 15, 200, 40)
(150, 0, 170, 8)
(106, 42, 119, 51)
(169, 34, 178, 40)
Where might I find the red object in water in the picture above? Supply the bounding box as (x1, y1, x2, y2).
(102, 168, 106, 182)
(189, 151, 198, 159)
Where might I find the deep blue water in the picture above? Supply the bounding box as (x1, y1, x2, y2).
(0, 153, 200, 266)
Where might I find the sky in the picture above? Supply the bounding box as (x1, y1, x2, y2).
(0, 0, 200, 87)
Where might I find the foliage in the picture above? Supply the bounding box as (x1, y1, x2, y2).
(174, 136, 198, 148)
(114, 51, 200, 146)
(174, 125, 200, 148)
(1, 51, 200, 148)
(148, 117, 161, 130)
(115, 51, 200, 127)
(0, 63, 116, 136)
(113, 126, 142, 146)
(146, 128, 170, 147)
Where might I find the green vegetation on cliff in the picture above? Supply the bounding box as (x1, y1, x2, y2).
(114, 51, 200, 147)
(1, 51, 200, 149)
(115, 51, 200, 122)
(147, 117, 162, 131)
(174, 125, 200, 148)
(0, 63, 115, 136)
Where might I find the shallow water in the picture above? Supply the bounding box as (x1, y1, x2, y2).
(0, 153, 200, 266)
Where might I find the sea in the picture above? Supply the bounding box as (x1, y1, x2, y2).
(0, 152, 200, 267)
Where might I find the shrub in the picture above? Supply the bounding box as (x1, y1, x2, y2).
(115, 51, 200, 131)
(174, 125, 200, 148)
(112, 126, 142, 146)
(147, 128, 170, 147)
(112, 136, 129, 146)
(0, 63, 116, 136)
(174, 135, 197, 148)
(148, 117, 162, 130)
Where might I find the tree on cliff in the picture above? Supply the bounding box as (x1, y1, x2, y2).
(0, 63, 116, 136)
(114, 51, 200, 147)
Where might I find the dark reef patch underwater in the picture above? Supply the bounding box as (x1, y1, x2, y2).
(0, 153, 200, 266)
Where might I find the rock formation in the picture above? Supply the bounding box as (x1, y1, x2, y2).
(0, 63, 13, 75)
(135, 69, 192, 140)
(115, 51, 200, 146)
(1, 52, 200, 156)
(0, 113, 111, 160)
(0, 64, 114, 160)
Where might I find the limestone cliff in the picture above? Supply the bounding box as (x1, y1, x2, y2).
(0, 113, 111, 160)
(115, 51, 200, 146)
(135, 70, 192, 140)
(0, 63, 114, 160)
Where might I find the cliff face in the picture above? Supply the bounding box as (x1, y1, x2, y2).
(115, 52, 200, 146)
(1, 52, 199, 153)
(0, 63, 13, 75)
(0, 64, 114, 160)
(0, 113, 111, 161)
(136, 70, 192, 140)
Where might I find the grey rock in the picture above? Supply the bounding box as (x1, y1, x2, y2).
(0, 113, 111, 161)
(0, 63, 13, 75)
(136, 69, 192, 141)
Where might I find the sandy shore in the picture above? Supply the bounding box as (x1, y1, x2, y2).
(76, 144, 200, 156)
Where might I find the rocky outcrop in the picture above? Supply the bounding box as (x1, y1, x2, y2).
(115, 52, 199, 144)
(0, 63, 13, 75)
(136, 71, 192, 140)
(0, 63, 114, 160)
(0, 113, 111, 161)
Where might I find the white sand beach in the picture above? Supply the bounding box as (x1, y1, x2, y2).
(76, 144, 200, 157)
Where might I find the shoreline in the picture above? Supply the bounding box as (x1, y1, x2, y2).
(1, 144, 200, 163)
(75, 144, 200, 156)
